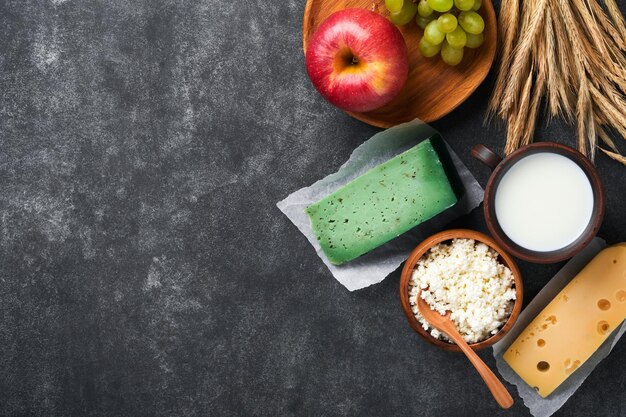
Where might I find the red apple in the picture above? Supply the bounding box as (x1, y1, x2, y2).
(305, 8, 409, 113)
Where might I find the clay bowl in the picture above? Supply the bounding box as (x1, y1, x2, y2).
(471, 142, 605, 264)
(302, 0, 497, 128)
(399, 229, 523, 352)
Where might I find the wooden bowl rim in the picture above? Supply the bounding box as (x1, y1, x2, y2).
(301, 0, 497, 128)
(399, 229, 524, 352)
(482, 142, 605, 264)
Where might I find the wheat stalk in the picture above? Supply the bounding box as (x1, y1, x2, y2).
(499, 0, 547, 116)
(601, 147, 626, 164)
(488, 0, 519, 116)
(604, 0, 626, 40)
(490, 0, 626, 165)
(590, 0, 626, 51)
(597, 126, 619, 151)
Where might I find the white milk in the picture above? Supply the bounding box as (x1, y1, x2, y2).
(494, 152, 594, 252)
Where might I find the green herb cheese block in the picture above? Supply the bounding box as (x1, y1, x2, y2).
(306, 137, 463, 265)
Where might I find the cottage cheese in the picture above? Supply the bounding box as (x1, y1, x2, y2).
(409, 238, 516, 344)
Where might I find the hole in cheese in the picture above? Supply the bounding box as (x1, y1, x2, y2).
(597, 320, 610, 335)
(617, 290, 626, 302)
(537, 339, 546, 347)
(597, 299, 611, 310)
(564, 359, 581, 374)
(537, 361, 550, 372)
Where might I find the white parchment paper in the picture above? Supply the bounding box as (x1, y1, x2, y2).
(276, 119, 484, 291)
(493, 238, 626, 417)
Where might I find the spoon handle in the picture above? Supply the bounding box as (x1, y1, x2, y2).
(445, 325, 514, 409)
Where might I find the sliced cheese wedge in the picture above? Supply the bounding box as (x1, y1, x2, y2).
(504, 244, 626, 398)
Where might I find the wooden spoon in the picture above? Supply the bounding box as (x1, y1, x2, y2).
(416, 292, 514, 409)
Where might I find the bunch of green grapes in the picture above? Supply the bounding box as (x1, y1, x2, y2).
(385, 0, 485, 66)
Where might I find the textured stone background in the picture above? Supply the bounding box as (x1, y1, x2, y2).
(1, 0, 625, 416)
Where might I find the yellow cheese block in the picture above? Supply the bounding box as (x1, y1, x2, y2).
(504, 244, 626, 398)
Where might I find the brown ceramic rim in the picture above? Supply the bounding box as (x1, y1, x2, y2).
(474, 142, 605, 264)
(399, 229, 523, 352)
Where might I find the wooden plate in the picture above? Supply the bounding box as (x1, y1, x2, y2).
(302, 0, 497, 128)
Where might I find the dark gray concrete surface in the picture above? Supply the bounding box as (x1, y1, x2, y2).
(0, 0, 625, 416)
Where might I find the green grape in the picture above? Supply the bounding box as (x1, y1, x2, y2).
(458, 11, 485, 34)
(424, 20, 445, 45)
(465, 31, 484, 48)
(390, 0, 418, 25)
(437, 13, 457, 33)
(385, 0, 404, 13)
(446, 26, 467, 48)
(427, 0, 453, 13)
(416, 15, 436, 29)
(472, 0, 482, 10)
(419, 37, 442, 57)
(441, 41, 464, 65)
(454, 0, 474, 11)
(417, 0, 433, 17)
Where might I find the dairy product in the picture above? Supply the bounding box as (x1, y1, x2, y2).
(306, 138, 461, 265)
(409, 238, 516, 344)
(503, 244, 626, 397)
(494, 152, 594, 252)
